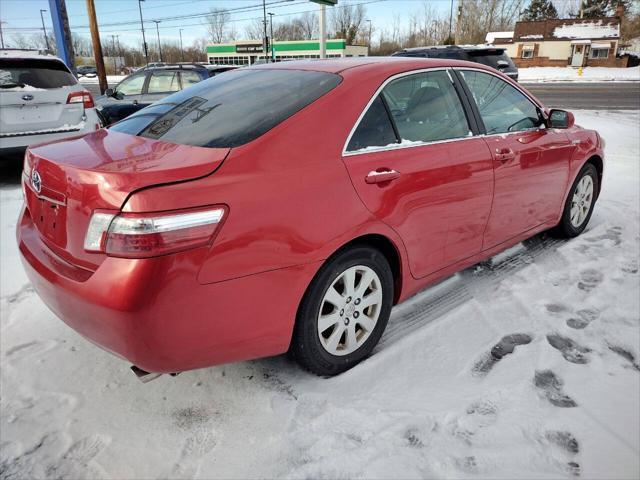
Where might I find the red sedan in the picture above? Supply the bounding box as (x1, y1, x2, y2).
(17, 58, 604, 377)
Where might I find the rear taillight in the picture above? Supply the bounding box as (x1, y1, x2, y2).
(84, 207, 226, 258)
(67, 90, 94, 109)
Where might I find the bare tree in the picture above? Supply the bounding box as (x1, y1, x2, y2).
(244, 18, 265, 40)
(330, 2, 366, 44)
(205, 8, 231, 44)
(297, 11, 317, 40)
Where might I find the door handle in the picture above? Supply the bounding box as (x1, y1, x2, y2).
(365, 169, 401, 184)
(495, 148, 515, 162)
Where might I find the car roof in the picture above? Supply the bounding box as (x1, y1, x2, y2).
(246, 56, 494, 74)
(399, 44, 506, 53)
(0, 53, 67, 63)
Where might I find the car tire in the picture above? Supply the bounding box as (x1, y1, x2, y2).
(554, 162, 599, 238)
(290, 246, 394, 376)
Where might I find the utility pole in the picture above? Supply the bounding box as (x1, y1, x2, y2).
(262, 0, 269, 62)
(268, 12, 275, 62)
(152, 20, 162, 62)
(40, 9, 51, 52)
(86, 0, 107, 94)
(0, 21, 5, 49)
(448, 0, 454, 42)
(179, 28, 184, 62)
(110, 34, 118, 74)
(138, 0, 149, 65)
(319, 3, 326, 59)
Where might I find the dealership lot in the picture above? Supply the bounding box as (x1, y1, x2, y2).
(1, 108, 638, 478)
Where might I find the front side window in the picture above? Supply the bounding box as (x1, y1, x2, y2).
(147, 70, 180, 94)
(110, 69, 341, 148)
(461, 70, 543, 134)
(382, 70, 470, 143)
(116, 73, 145, 96)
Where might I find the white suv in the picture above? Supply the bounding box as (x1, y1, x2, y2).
(0, 54, 101, 157)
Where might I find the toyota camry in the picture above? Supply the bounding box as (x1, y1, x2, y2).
(17, 58, 604, 377)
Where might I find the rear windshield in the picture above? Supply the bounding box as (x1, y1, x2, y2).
(110, 69, 341, 148)
(0, 58, 77, 89)
(467, 50, 514, 69)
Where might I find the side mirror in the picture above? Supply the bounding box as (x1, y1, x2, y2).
(104, 88, 114, 97)
(548, 109, 575, 129)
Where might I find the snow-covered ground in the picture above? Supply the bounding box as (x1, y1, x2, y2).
(79, 75, 126, 85)
(520, 66, 640, 83)
(1, 110, 639, 479)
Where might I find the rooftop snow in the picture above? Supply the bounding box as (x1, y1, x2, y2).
(553, 20, 619, 39)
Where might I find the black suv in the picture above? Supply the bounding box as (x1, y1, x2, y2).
(393, 45, 519, 82)
(96, 64, 214, 126)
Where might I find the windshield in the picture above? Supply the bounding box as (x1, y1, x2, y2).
(110, 69, 341, 148)
(0, 58, 77, 89)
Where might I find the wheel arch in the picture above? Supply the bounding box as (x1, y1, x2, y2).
(585, 154, 603, 198)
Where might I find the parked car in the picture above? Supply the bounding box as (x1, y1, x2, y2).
(18, 58, 603, 379)
(205, 64, 240, 76)
(95, 64, 212, 126)
(76, 65, 97, 77)
(0, 55, 101, 158)
(393, 45, 519, 82)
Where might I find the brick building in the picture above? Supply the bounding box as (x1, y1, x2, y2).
(492, 15, 628, 68)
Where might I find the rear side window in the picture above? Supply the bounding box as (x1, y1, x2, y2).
(180, 71, 202, 88)
(382, 71, 470, 143)
(347, 96, 398, 152)
(110, 69, 341, 148)
(461, 70, 542, 134)
(467, 50, 514, 69)
(0, 58, 77, 89)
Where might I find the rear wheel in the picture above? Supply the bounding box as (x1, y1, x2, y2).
(554, 163, 598, 238)
(291, 246, 393, 376)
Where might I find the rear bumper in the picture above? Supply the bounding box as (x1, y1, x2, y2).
(0, 110, 101, 151)
(17, 204, 320, 373)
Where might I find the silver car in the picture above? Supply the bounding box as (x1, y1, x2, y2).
(0, 54, 101, 157)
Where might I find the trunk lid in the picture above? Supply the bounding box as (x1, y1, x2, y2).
(24, 129, 229, 270)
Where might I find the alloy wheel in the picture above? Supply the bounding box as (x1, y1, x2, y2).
(570, 175, 594, 228)
(317, 265, 383, 356)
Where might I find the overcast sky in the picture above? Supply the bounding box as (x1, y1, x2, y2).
(1, 0, 462, 48)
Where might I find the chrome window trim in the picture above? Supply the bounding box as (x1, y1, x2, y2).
(342, 66, 546, 157)
(343, 67, 455, 157)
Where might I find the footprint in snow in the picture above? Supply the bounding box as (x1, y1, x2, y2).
(472, 333, 533, 376)
(545, 303, 569, 314)
(545, 430, 581, 477)
(621, 259, 638, 274)
(451, 399, 499, 444)
(534, 370, 577, 408)
(577, 269, 604, 292)
(585, 226, 622, 244)
(545, 430, 579, 454)
(607, 344, 640, 372)
(566, 308, 600, 330)
(547, 334, 591, 364)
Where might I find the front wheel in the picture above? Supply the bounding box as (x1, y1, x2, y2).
(554, 163, 599, 238)
(290, 246, 394, 376)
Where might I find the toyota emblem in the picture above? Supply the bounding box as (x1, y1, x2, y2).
(22, 94, 34, 101)
(31, 170, 42, 194)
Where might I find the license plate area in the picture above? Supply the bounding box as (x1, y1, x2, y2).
(31, 196, 68, 247)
